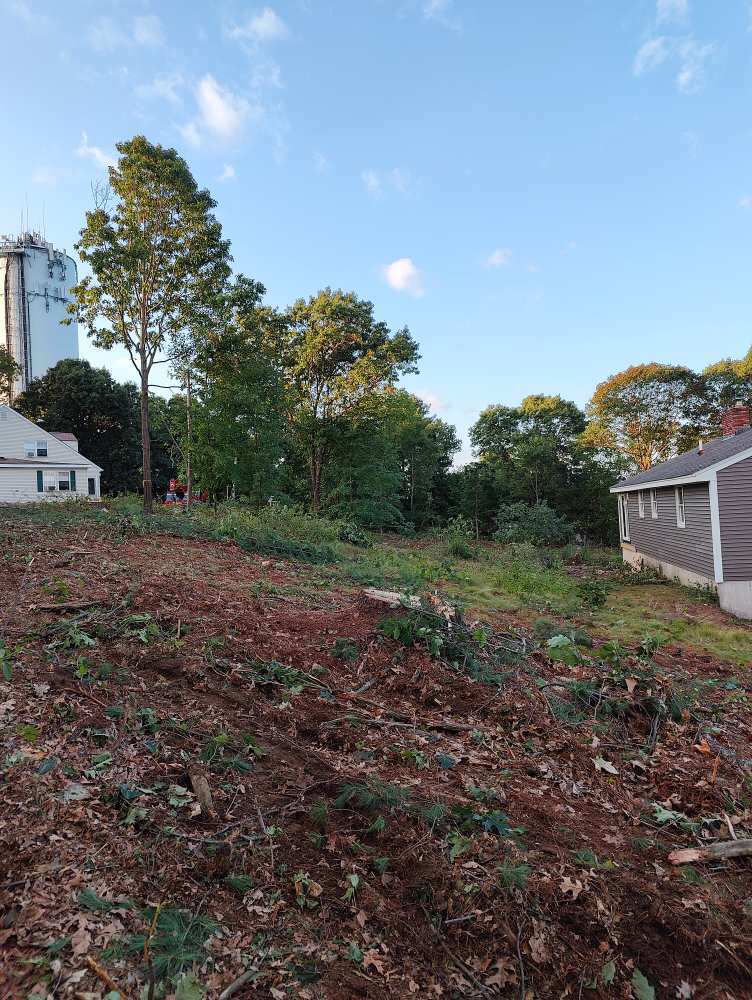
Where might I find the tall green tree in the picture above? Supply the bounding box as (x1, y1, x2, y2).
(188, 277, 286, 504)
(13, 359, 141, 492)
(582, 363, 699, 470)
(0, 346, 20, 403)
(70, 135, 231, 512)
(279, 289, 419, 510)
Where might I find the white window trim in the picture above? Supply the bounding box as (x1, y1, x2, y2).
(620, 495, 631, 541)
(638, 491, 645, 518)
(650, 489, 658, 519)
(675, 486, 686, 528)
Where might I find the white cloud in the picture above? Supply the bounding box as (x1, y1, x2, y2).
(88, 14, 164, 50)
(656, 0, 688, 24)
(76, 132, 116, 169)
(634, 36, 669, 76)
(219, 164, 236, 181)
(633, 34, 714, 93)
(416, 390, 447, 412)
(361, 167, 412, 197)
(389, 167, 411, 193)
(675, 39, 714, 93)
(739, 195, 752, 210)
(228, 6, 289, 43)
(313, 150, 329, 173)
(194, 74, 253, 141)
(422, 0, 460, 30)
(178, 121, 202, 147)
(361, 169, 382, 197)
(133, 15, 164, 47)
(135, 73, 184, 106)
(484, 248, 512, 268)
(382, 258, 425, 297)
(87, 16, 126, 51)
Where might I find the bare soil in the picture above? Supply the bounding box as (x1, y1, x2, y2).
(1, 519, 751, 999)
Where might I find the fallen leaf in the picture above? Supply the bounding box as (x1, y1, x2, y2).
(593, 756, 619, 775)
(55, 782, 91, 803)
(485, 957, 518, 987)
(363, 949, 386, 974)
(632, 967, 656, 999)
(70, 921, 91, 957)
(560, 877, 585, 900)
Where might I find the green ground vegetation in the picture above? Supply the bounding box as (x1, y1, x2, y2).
(5, 498, 752, 665)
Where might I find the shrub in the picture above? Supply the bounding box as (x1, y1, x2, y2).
(493, 502, 575, 546)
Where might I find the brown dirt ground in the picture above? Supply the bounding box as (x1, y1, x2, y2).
(1, 519, 751, 999)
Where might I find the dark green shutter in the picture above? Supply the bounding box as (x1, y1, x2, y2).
(70, 471, 76, 491)
(36, 471, 43, 492)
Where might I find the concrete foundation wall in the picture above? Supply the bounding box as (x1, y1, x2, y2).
(717, 581, 752, 620)
(621, 545, 716, 591)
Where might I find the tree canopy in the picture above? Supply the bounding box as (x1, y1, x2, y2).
(71, 135, 231, 511)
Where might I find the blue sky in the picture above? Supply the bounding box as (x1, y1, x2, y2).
(2, 0, 752, 461)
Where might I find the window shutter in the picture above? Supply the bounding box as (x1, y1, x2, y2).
(36, 471, 44, 492)
(70, 471, 76, 491)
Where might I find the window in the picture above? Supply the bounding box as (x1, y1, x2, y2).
(619, 495, 631, 541)
(650, 489, 658, 519)
(88, 477, 96, 496)
(24, 440, 48, 458)
(638, 492, 645, 518)
(58, 477, 70, 492)
(675, 486, 686, 528)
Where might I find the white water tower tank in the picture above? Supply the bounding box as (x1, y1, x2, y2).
(0, 231, 79, 402)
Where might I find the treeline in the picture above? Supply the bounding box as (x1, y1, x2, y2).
(9, 135, 749, 547)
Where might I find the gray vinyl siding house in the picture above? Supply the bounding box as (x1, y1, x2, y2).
(611, 409, 752, 619)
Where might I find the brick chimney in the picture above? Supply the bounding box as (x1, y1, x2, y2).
(721, 402, 751, 437)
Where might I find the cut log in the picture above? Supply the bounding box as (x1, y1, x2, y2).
(668, 838, 752, 865)
(362, 587, 421, 609)
(188, 765, 216, 819)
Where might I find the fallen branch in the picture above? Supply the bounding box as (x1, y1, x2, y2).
(33, 600, 101, 612)
(219, 969, 257, 999)
(85, 955, 127, 997)
(668, 838, 752, 865)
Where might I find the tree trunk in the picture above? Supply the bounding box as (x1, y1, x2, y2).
(185, 374, 193, 513)
(309, 446, 324, 513)
(140, 367, 153, 514)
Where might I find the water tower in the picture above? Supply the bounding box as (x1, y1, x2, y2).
(0, 231, 79, 402)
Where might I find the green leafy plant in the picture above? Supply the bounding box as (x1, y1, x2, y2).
(0, 640, 13, 681)
(293, 871, 323, 909)
(224, 874, 254, 896)
(332, 637, 359, 661)
(336, 780, 411, 812)
(497, 859, 531, 891)
(105, 906, 218, 983)
(341, 873, 361, 903)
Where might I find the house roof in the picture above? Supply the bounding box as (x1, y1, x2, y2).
(0, 458, 91, 468)
(0, 405, 103, 473)
(612, 427, 752, 491)
(50, 432, 77, 443)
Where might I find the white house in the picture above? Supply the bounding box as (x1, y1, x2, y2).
(0, 405, 102, 504)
